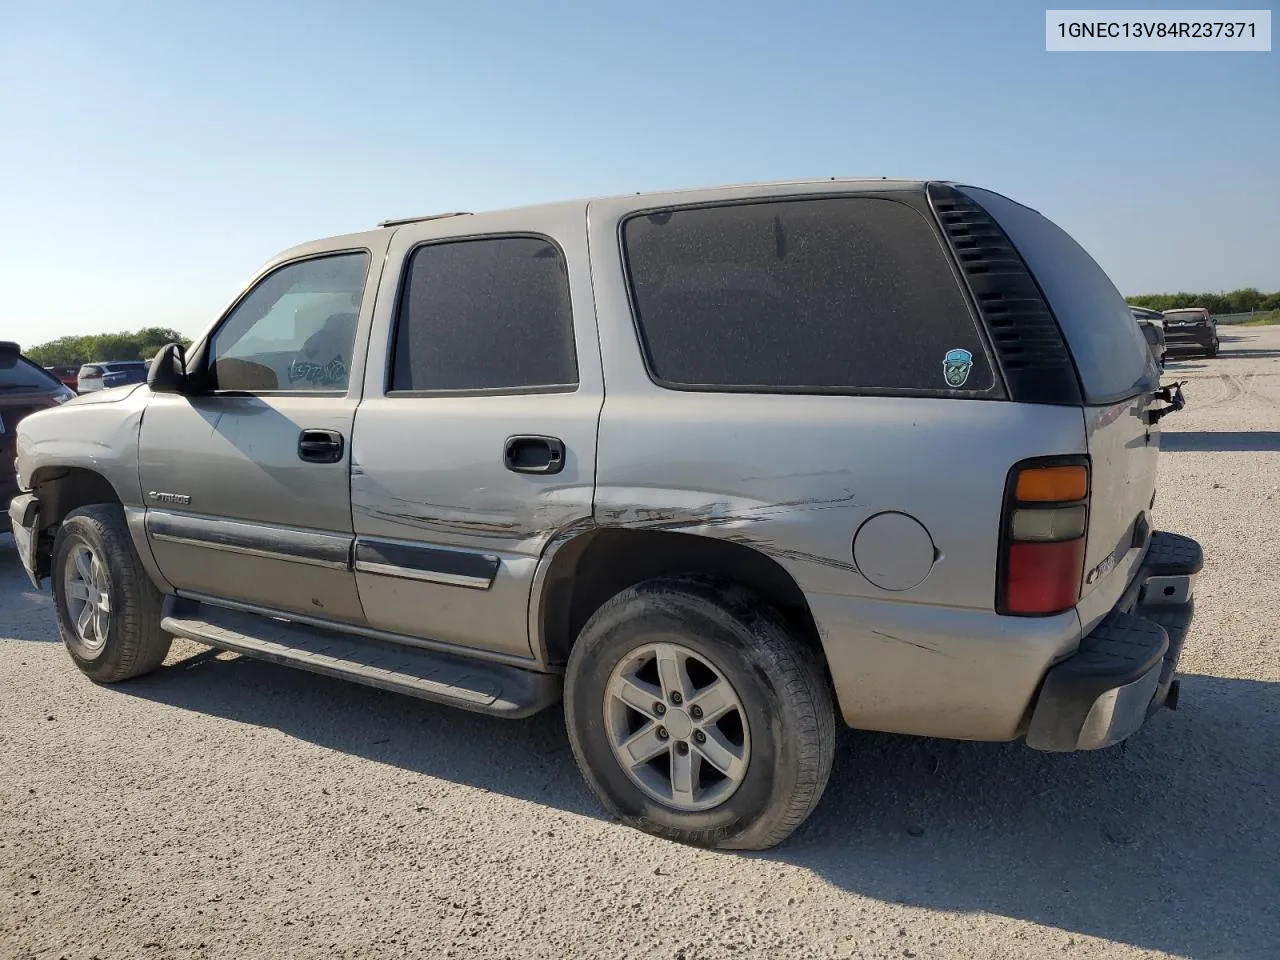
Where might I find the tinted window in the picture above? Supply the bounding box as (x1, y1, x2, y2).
(621, 198, 994, 394)
(0, 354, 60, 391)
(960, 187, 1156, 405)
(210, 252, 370, 392)
(391, 237, 577, 392)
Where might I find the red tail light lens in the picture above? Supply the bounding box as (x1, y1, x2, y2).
(999, 458, 1090, 616)
(1005, 539, 1087, 614)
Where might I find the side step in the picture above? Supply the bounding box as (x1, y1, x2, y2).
(161, 598, 561, 719)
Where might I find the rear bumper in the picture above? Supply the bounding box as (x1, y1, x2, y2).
(1025, 531, 1202, 751)
(1164, 326, 1215, 348)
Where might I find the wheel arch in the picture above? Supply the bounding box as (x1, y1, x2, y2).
(26, 466, 170, 593)
(30, 466, 123, 528)
(534, 527, 825, 670)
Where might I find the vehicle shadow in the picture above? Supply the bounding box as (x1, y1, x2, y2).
(1214, 348, 1280, 360)
(0, 534, 62, 642)
(117, 651, 1279, 958)
(1160, 431, 1280, 453)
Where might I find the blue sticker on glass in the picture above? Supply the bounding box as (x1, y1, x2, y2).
(943, 348, 973, 387)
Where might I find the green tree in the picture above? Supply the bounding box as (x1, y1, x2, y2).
(1128, 290, 1280, 315)
(1226, 288, 1263, 312)
(25, 328, 191, 367)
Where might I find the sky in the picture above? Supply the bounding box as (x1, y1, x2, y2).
(1, 0, 1276, 345)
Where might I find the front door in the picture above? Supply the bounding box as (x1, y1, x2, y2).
(350, 209, 603, 661)
(138, 240, 388, 624)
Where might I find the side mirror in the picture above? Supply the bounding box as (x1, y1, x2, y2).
(147, 343, 188, 394)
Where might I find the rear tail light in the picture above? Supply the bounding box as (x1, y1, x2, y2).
(998, 458, 1090, 616)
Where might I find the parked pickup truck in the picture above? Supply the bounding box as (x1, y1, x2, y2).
(9, 179, 1201, 849)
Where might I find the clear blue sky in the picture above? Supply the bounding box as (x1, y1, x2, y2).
(1, 0, 1276, 345)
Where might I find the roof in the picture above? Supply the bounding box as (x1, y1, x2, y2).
(374, 177, 924, 228)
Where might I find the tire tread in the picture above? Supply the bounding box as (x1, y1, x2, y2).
(565, 576, 835, 850)
(53, 504, 170, 683)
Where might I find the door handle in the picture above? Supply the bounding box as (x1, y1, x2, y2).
(504, 435, 565, 475)
(298, 429, 345, 464)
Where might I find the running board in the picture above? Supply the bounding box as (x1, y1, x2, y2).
(160, 597, 560, 718)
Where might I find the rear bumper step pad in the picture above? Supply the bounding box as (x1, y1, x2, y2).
(1026, 529, 1201, 752)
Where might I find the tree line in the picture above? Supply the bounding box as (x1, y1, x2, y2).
(1127, 288, 1280, 315)
(24, 328, 192, 367)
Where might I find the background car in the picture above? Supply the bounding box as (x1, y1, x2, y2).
(1, 342, 75, 529)
(45, 365, 81, 393)
(1129, 306, 1167, 369)
(1161, 307, 1219, 358)
(76, 360, 149, 393)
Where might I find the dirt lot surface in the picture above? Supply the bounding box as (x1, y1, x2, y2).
(2, 327, 1277, 960)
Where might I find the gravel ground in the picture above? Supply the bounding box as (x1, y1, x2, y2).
(2, 327, 1277, 960)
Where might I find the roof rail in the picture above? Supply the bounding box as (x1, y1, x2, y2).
(377, 212, 472, 228)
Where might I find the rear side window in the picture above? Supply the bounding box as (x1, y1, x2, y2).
(960, 187, 1156, 405)
(0, 355, 60, 390)
(621, 197, 995, 394)
(391, 236, 578, 392)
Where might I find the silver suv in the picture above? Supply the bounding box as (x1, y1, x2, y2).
(9, 180, 1202, 849)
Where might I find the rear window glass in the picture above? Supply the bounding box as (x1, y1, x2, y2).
(0, 355, 60, 391)
(391, 236, 578, 393)
(960, 187, 1156, 405)
(621, 197, 995, 394)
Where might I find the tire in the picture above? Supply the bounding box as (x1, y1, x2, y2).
(564, 577, 835, 850)
(1206, 338, 1219, 358)
(51, 504, 171, 683)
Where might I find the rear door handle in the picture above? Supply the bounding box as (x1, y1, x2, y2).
(298, 429, 345, 464)
(504, 435, 565, 475)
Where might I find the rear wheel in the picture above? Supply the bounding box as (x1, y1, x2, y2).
(564, 578, 835, 850)
(52, 505, 171, 682)
(1206, 337, 1219, 358)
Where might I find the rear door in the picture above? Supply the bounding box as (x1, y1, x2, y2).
(963, 187, 1161, 626)
(351, 205, 602, 662)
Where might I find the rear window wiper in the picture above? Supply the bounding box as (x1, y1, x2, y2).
(1148, 381, 1186, 425)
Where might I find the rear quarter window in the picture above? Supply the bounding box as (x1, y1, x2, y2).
(959, 187, 1156, 405)
(0, 355, 60, 390)
(621, 197, 997, 395)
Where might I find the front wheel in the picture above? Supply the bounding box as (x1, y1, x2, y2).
(52, 504, 171, 683)
(564, 578, 835, 850)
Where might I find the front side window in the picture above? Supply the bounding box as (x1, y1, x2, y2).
(391, 236, 578, 392)
(209, 252, 370, 393)
(622, 197, 995, 394)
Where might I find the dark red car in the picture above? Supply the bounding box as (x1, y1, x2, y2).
(2, 342, 76, 530)
(45, 365, 81, 393)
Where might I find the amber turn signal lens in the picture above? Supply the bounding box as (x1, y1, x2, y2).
(1015, 465, 1088, 503)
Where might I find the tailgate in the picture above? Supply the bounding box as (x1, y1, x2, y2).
(1081, 395, 1159, 617)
